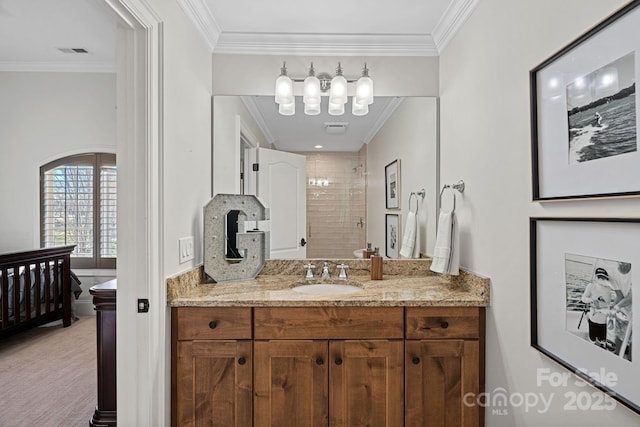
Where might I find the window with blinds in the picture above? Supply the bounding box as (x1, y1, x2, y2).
(41, 153, 116, 269)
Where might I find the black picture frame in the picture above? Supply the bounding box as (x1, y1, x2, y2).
(385, 159, 400, 209)
(530, 217, 638, 414)
(530, 1, 640, 201)
(385, 214, 400, 259)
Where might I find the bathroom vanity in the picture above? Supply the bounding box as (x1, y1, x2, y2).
(168, 259, 489, 427)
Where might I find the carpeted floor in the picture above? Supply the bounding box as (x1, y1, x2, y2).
(0, 316, 97, 427)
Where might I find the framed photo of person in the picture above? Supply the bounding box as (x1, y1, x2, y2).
(385, 159, 400, 209)
(385, 214, 400, 259)
(530, 217, 638, 414)
(530, 1, 640, 201)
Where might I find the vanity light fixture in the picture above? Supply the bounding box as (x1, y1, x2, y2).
(274, 61, 374, 116)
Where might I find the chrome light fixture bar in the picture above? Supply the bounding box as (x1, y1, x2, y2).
(274, 62, 374, 116)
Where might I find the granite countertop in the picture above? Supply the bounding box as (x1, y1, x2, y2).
(167, 259, 490, 308)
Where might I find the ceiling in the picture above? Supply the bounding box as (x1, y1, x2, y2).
(0, 0, 116, 72)
(0, 0, 478, 151)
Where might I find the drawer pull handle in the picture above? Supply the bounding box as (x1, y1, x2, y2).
(412, 357, 421, 365)
(315, 357, 324, 366)
(238, 357, 246, 366)
(335, 357, 343, 366)
(440, 321, 449, 329)
(208, 321, 217, 329)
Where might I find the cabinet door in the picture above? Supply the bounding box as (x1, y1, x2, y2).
(329, 340, 404, 427)
(175, 340, 252, 427)
(405, 340, 480, 427)
(254, 340, 329, 427)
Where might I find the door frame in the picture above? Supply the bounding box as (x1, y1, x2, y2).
(103, 0, 165, 425)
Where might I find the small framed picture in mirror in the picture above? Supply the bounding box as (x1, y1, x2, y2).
(385, 159, 400, 209)
(385, 214, 400, 259)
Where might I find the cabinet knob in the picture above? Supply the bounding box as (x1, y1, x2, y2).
(238, 357, 246, 366)
(440, 321, 449, 329)
(208, 321, 217, 329)
(315, 357, 324, 366)
(411, 357, 421, 365)
(335, 357, 343, 366)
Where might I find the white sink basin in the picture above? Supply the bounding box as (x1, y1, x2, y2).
(292, 283, 363, 295)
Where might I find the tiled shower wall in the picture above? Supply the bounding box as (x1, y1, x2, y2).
(298, 147, 367, 258)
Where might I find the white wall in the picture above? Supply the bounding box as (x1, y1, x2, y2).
(0, 72, 116, 252)
(367, 97, 439, 257)
(161, 4, 213, 277)
(212, 54, 439, 96)
(212, 96, 267, 195)
(148, 1, 213, 424)
(440, 0, 639, 425)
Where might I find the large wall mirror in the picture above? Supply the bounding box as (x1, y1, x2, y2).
(212, 95, 439, 260)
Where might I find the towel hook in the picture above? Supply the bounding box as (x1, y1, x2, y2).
(440, 180, 464, 212)
(408, 188, 425, 212)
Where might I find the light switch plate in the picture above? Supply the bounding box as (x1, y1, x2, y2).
(179, 236, 194, 264)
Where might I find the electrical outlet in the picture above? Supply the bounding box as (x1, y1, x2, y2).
(179, 236, 194, 264)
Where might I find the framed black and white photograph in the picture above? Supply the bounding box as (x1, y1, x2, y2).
(385, 214, 400, 259)
(530, 1, 640, 201)
(385, 159, 400, 209)
(531, 217, 639, 414)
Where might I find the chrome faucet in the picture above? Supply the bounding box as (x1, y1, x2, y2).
(321, 262, 331, 280)
(304, 263, 316, 279)
(337, 263, 348, 279)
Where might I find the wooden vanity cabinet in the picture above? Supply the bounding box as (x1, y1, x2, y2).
(172, 307, 253, 427)
(172, 306, 484, 427)
(405, 307, 485, 427)
(254, 307, 405, 427)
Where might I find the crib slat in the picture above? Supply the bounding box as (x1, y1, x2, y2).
(12, 265, 21, 326)
(44, 261, 51, 315)
(1, 267, 9, 329)
(34, 262, 42, 318)
(24, 264, 32, 321)
(53, 259, 60, 312)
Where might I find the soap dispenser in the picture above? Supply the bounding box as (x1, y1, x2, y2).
(370, 247, 383, 280)
(364, 242, 375, 259)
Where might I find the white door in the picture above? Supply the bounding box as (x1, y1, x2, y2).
(251, 147, 307, 258)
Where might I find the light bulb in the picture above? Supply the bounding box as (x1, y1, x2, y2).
(329, 62, 348, 105)
(278, 100, 295, 116)
(352, 97, 368, 116)
(328, 101, 344, 116)
(275, 62, 293, 105)
(355, 63, 374, 105)
(303, 62, 321, 105)
(304, 101, 321, 115)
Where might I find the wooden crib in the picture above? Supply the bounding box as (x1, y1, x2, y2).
(0, 245, 76, 338)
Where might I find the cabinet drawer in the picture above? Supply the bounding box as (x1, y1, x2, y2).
(406, 307, 482, 339)
(173, 307, 252, 340)
(254, 307, 404, 339)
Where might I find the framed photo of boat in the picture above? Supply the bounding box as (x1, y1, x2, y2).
(530, 0, 640, 201)
(530, 217, 639, 415)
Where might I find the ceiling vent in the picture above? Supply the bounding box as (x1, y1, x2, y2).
(324, 122, 349, 135)
(58, 48, 89, 54)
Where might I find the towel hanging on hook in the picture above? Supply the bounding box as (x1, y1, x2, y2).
(439, 186, 457, 213)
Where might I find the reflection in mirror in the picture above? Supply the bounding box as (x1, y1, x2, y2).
(225, 209, 243, 260)
(212, 96, 439, 260)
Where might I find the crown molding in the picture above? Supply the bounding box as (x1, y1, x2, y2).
(215, 33, 438, 56)
(176, 0, 221, 52)
(362, 97, 404, 144)
(0, 61, 116, 73)
(432, 0, 480, 54)
(240, 96, 277, 145)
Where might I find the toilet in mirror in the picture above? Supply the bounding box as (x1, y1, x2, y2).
(212, 95, 439, 260)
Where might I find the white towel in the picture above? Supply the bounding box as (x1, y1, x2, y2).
(400, 211, 418, 258)
(430, 209, 460, 275)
